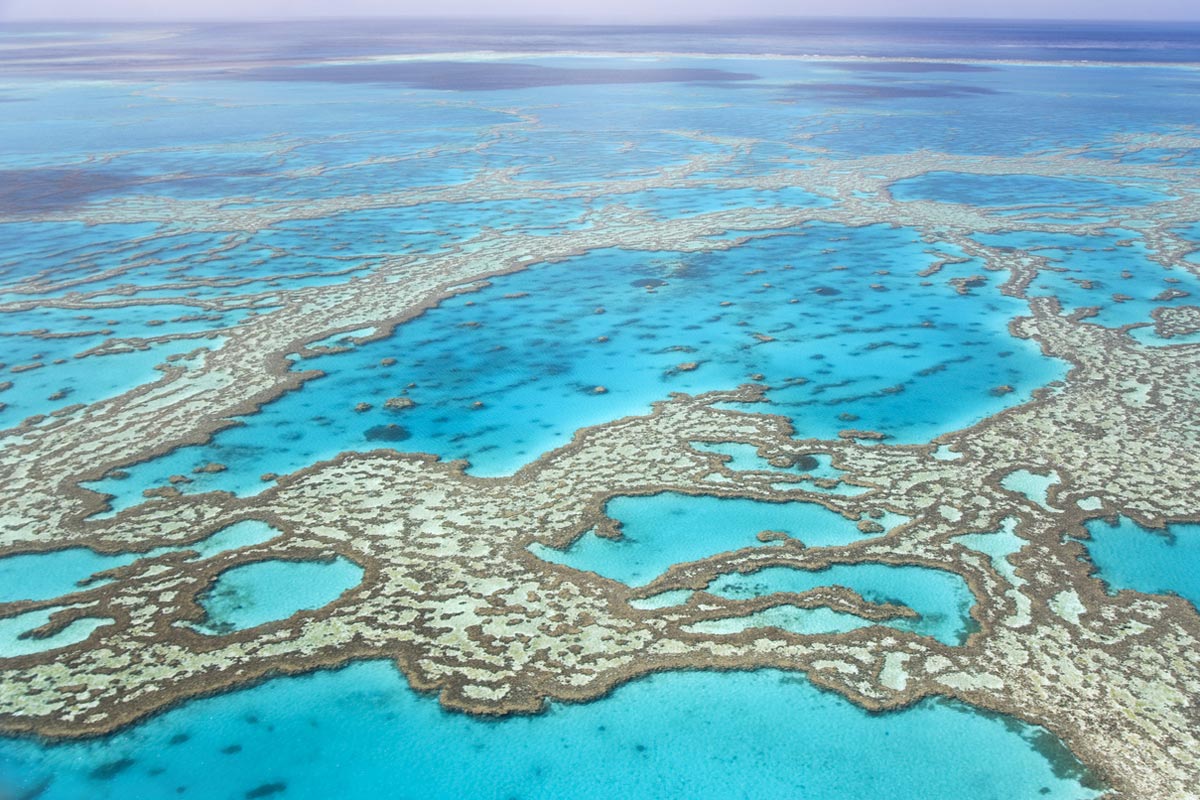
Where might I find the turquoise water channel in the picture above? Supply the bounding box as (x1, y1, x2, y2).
(699, 563, 974, 645)
(0, 521, 351, 653)
(531, 492, 968, 642)
(0, 662, 1101, 800)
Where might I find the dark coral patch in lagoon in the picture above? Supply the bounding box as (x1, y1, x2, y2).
(364, 424, 411, 443)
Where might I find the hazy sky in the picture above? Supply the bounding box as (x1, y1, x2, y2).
(1, 0, 1197, 21)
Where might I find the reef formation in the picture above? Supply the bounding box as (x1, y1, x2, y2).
(1, 68, 1200, 799)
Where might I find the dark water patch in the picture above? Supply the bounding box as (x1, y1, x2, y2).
(0, 168, 148, 214)
(631, 278, 668, 288)
(364, 424, 410, 442)
(245, 783, 287, 799)
(88, 758, 135, 780)
(1025, 728, 1108, 791)
(793, 454, 820, 471)
(240, 62, 759, 92)
(13, 776, 51, 798)
(788, 82, 1000, 100)
(825, 61, 998, 73)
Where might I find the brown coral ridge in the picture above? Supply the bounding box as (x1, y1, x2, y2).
(2, 128, 1200, 799)
(1150, 304, 1200, 339)
(2, 295, 1200, 798)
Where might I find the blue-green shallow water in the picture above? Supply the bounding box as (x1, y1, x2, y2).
(530, 492, 906, 585)
(0, 662, 1101, 800)
(703, 564, 974, 645)
(531, 494, 962, 642)
(0, 549, 132, 605)
(0, 520, 282, 605)
(1078, 517, 1200, 609)
(975, 230, 1200, 328)
(86, 224, 1066, 510)
(193, 557, 364, 633)
(0, 609, 115, 658)
(891, 172, 1172, 211)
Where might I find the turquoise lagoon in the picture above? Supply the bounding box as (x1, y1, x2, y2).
(531, 492, 906, 586)
(192, 556, 364, 633)
(86, 224, 1066, 510)
(0, 520, 283, 605)
(1078, 516, 1200, 609)
(890, 172, 1172, 212)
(690, 441, 844, 477)
(1001, 469, 1061, 510)
(0, 608, 115, 658)
(0, 662, 1100, 800)
(0, 548, 135, 605)
(698, 564, 974, 645)
(531, 492, 966, 644)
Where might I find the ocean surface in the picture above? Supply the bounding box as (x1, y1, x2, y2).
(3, 16, 1199, 799)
